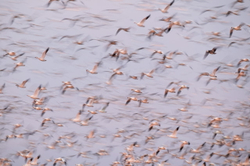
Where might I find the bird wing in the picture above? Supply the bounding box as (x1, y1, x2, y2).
(172, 126, 180, 136)
(167, 82, 174, 88)
(21, 79, 30, 86)
(125, 98, 131, 105)
(239, 23, 245, 28)
(138, 100, 142, 107)
(116, 28, 123, 35)
(197, 74, 204, 81)
(164, 0, 175, 10)
(177, 88, 182, 96)
(204, 51, 209, 59)
(197, 142, 206, 150)
(75, 111, 81, 120)
(33, 85, 41, 96)
(229, 28, 234, 38)
(206, 78, 211, 86)
(139, 14, 150, 24)
(102, 102, 110, 111)
(150, 51, 157, 58)
(212, 47, 217, 52)
(41, 47, 49, 59)
(16, 53, 25, 58)
(212, 66, 220, 75)
(92, 64, 98, 72)
(164, 89, 169, 98)
(1, 83, 5, 90)
(149, 69, 155, 74)
(141, 73, 145, 79)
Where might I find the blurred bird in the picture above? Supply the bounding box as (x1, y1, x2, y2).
(167, 126, 180, 138)
(229, 23, 244, 38)
(204, 47, 218, 59)
(116, 27, 130, 35)
(15, 79, 29, 88)
(28, 85, 41, 99)
(36, 47, 49, 61)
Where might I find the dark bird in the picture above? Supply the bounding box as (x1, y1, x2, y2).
(116, 27, 130, 35)
(204, 47, 218, 59)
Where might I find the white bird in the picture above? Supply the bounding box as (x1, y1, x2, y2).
(36, 47, 49, 61)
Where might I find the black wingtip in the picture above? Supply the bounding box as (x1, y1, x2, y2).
(45, 47, 50, 53)
(146, 14, 151, 20)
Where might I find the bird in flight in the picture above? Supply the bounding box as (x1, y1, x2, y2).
(86, 62, 101, 74)
(36, 47, 49, 61)
(204, 47, 218, 59)
(229, 23, 244, 38)
(16, 79, 30, 88)
(116, 27, 130, 35)
(27, 85, 42, 99)
(167, 126, 180, 138)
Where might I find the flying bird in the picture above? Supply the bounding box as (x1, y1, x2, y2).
(167, 126, 180, 138)
(116, 27, 130, 35)
(229, 23, 244, 38)
(204, 47, 218, 59)
(36, 47, 49, 61)
(27, 85, 41, 99)
(16, 79, 30, 88)
(164, 87, 176, 97)
(177, 85, 189, 96)
(86, 62, 101, 74)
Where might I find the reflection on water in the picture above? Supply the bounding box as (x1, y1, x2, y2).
(0, 0, 250, 165)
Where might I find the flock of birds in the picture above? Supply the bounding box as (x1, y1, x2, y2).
(0, 0, 250, 166)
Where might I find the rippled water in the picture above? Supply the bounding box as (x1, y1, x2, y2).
(0, 0, 250, 165)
